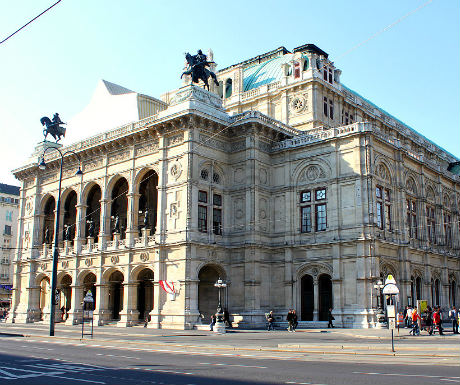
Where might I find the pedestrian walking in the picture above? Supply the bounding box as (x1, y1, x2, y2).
(292, 309, 298, 331)
(425, 306, 433, 335)
(210, 314, 216, 331)
(287, 309, 295, 332)
(327, 308, 335, 328)
(449, 306, 458, 334)
(405, 306, 413, 328)
(410, 309, 421, 336)
(266, 311, 275, 331)
(432, 306, 444, 335)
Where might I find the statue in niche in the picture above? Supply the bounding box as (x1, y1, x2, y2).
(87, 218, 95, 238)
(143, 208, 149, 229)
(44, 227, 50, 244)
(113, 214, 120, 234)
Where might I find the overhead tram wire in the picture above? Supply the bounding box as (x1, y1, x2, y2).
(0, 0, 63, 46)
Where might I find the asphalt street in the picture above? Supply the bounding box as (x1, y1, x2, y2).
(1, 335, 459, 385)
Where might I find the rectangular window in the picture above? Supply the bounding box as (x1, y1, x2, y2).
(385, 204, 391, 231)
(300, 191, 311, 203)
(323, 97, 328, 117)
(406, 199, 417, 239)
(349, 114, 354, 123)
(5, 211, 12, 221)
(198, 190, 207, 203)
(323, 68, 328, 81)
(198, 205, 207, 232)
(294, 62, 301, 79)
(376, 186, 382, 199)
(4, 225, 11, 236)
(444, 212, 452, 246)
(301, 206, 312, 233)
(316, 204, 327, 231)
(427, 206, 436, 244)
(328, 68, 333, 83)
(213, 194, 222, 206)
(315, 188, 326, 201)
(329, 100, 334, 119)
(213, 208, 222, 235)
(376, 202, 383, 229)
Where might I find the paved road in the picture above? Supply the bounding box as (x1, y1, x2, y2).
(1, 335, 458, 385)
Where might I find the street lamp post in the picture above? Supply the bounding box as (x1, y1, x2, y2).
(39, 147, 82, 336)
(373, 279, 386, 328)
(213, 278, 227, 333)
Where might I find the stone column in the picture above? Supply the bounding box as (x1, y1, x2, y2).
(117, 282, 139, 327)
(125, 192, 140, 248)
(93, 283, 109, 326)
(98, 198, 110, 250)
(284, 248, 293, 309)
(66, 284, 83, 325)
(313, 277, 319, 321)
(148, 249, 162, 328)
(74, 203, 87, 254)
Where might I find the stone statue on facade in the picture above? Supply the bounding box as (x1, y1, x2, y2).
(143, 208, 149, 229)
(64, 225, 72, 241)
(87, 218, 95, 238)
(113, 214, 120, 234)
(44, 227, 50, 244)
(181, 49, 219, 91)
(40, 113, 66, 142)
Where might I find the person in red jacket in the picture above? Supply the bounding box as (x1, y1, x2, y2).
(410, 309, 421, 336)
(432, 306, 444, 335)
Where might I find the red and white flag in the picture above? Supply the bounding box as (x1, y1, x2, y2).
(159, 280, 175, 295)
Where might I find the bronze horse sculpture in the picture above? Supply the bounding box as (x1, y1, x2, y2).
(40, 113, 66, 142)
(181, 51, 219, 91)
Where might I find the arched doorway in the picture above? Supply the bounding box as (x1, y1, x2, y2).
(86, 185, 101, 242)
(318, 274, 332, 321)
(63, 191, 77, 242)
(43, 197, 55, 244)
(83, 273, 97, 309)
(198, 265, 221, 322)
(39, 277, 50, 320)
(301, 275, 314, 321)
(136, 269, 154, 321)
(111, 178, 128, 239)
(60, 274, 72, 319)
(138, 171, 158, 234)
(108, 271, 124, 320)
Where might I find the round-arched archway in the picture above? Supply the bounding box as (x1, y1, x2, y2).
(138, 170, 158, 234)
(85, 184, 101, 241)
(82, 272, 97, 309)
(59, 274, 72, 319)
(111, 178, 128, 239)
(300, 275, 314, 321)
(42, 197, 55, 244)
(63, 190, 77, 242)
(108, 271, 124, 320)
(39, 276, 50, 320)
(198, 265, 224, 322)
(136, 268, 154, 321)
(318, 274, 332, 321)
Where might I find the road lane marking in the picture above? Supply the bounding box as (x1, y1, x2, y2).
(199, 362, 267, 369)
(353, 372, 460, 380)
(45, 373, 106, 384)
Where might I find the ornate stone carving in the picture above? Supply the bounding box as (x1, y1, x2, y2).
(167, 134, 184, 147)
(199, 134, 226, 151)
(289, 95, 308, 113)
(84, 258, 92, 267)
(170, 161, 182, 180)
(25, 197, 34, 215)
(61, 261, 69, 269)
(110, 256, 119, 264)
(259, 168, 268, 185)
(234, 168, 244, 183)
(376, 163, 390, 182)
(140, 252, 149, 262)
(298, 165, 326, 182)
(405, 177, 417, 195)
(40, 263, 47, 271)
(108, 151, 130, 164)
(85, 158, 103, 171)
(136, 141, 159, 156)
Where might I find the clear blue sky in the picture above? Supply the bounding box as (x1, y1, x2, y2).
(1, 0, 458, 185)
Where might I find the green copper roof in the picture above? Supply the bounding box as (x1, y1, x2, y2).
(243, 54, 308, 91)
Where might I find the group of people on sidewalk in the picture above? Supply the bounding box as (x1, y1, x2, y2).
(266, 308, 335, 331)
(404, 305, 459, 336)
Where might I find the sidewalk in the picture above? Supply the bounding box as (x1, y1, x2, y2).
(1, 322, 459, 359)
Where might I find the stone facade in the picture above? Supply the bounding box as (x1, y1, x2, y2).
(9, 44, 460, 328)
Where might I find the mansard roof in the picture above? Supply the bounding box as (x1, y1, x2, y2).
(0, 183, 20, 196)
(243, 53, 294, 91)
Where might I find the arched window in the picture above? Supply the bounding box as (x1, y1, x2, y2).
(415, 276, 422, 301)
(225, 79, 232, 98)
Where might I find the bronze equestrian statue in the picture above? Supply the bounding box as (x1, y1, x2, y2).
(181, 50, 219, 91)
(40, 113, 66, 142)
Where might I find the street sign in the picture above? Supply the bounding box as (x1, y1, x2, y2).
(388, 318, 396, 330)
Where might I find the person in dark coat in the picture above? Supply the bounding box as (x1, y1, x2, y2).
(328, 308, 335, 328)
